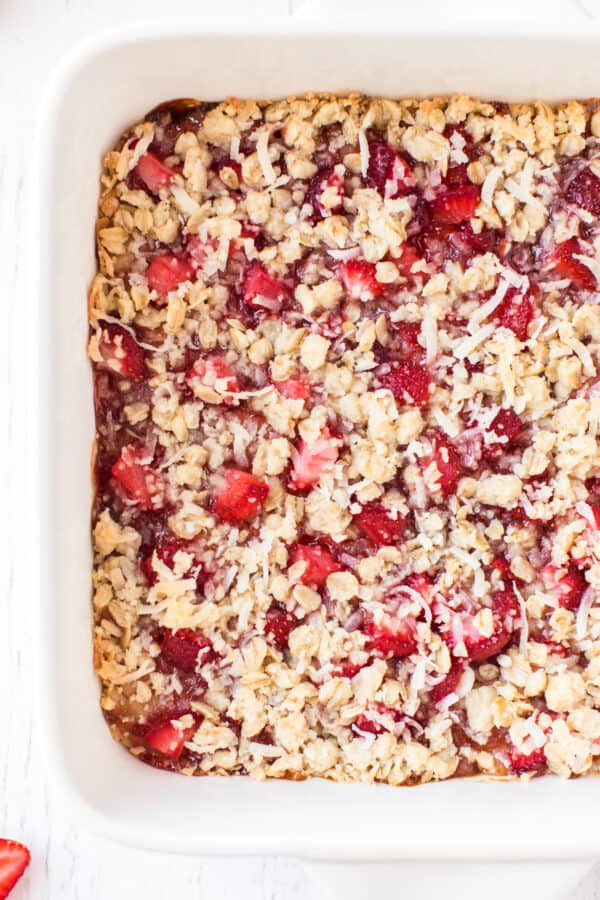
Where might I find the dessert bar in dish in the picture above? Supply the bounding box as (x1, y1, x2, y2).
(89, 93, 600, 784)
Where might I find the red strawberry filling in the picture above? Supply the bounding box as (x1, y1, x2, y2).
(212, 468, 269, 523)
(111, 444, 165, 510)
(339, 259, 383, 301)
(146, 254, 195, 298)
(429, 185, 480, 225)
(423, 432, 460, 495)
(265, 606, 298, 649)
(274, 377, 312, 400)
(549, 238, 597, 290)
(242, 261, 289, 312)
(354, 503, 405, 546)
(185, 355, 239, 402)
(145, 718, 198, 759)
(494, 287, 534, 341)
(364, 618, 417, 658)
(483, 408, 524, 459)
(306, 166, 344, 218)
(508, 746, 546, 775)
(97, 323, 145, 379)
(159, 628, 214, 672)
(457, 590, 520, 662)
(141, 540, 205, 590)
(366, 140, 413, 198)
(542, 562, 588, 611)
(565, 167, 600, 215)
(429, 658, 465, 704)
(354, 702, 404, 735)
(290, 542, 342, 586)
(289, 429, 341, 491)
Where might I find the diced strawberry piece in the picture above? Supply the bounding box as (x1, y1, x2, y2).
(549, 238, 597, 290)
(354, 702, 404, 735)
(444, 163, 470, 187)
(185, 356, 239, 402)
(339, 259, 383, 301)
(306, 166, 344, 218)
(543, 562, 588, 612)
(364, 619, 417, 658)
(429, 659, 465, 704)
(265, 606, 298, 650)
(160, 628, 213, 672)
(289, 429, 341, 491)
(0, 839, 30, 900)
(275, 377, 312, 400)
(141, 540, 203, 586)
(291, 542, 342, 586)
(146, 254, 194, 297)
(97, 323, 145, 379)
(111, 444, 165, 510)
(379, 362, 431, 406)
(133, 151, 175, 194)
(354, 713, 385, 735)
(495, 287, 534, 341)
(354, 503, 405, 546)
(366, 140, 413, 198)
(423, 432, 460, 495)
(212, 468, 269, 524)
(565, 168, 600, 215)
(483, 408, 524, 459)
(394, 243, 423, 278)
(242, 261, 289, 312)
(391, 321, 423, 357)
(430, 185, 480, 224)
(145, 719, 197, 759)
(462, 590, 519, 662)
(333, 661, 365, 678)
(508, 746, 546, 775)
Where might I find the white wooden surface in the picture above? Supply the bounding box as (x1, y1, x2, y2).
(4, 1, 600, 897)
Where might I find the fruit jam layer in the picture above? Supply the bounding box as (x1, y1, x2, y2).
(90, 94, 600, 783)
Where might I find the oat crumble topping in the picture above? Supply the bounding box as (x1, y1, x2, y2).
(90, 94, 600, 783)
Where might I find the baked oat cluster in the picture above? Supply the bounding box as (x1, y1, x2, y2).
(90, 93, 600, 784)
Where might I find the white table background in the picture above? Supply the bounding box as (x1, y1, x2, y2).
(4, 1, 600, 897)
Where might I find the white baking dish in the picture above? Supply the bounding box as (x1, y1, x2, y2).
(36, 22, 600, 899)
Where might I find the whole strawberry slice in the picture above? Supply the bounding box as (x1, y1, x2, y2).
(146, 254, 195, 298)
(97, 323, 145, 379)
(339, 259, 383, 301)
(242, 261, 289, 312)
(366, 140, 413, 198)
(265, 605, 298, 649)
(291, 542, 341, 586)
(212, 468, 269, 523)
(289, 429, 341, 491)
(430, 185, 480, 224)
(549, 238, 597, 291)
(354, 502, 405, 546)
(133, 151, 175, 195)
(111, 444, 166, 511)
(0, 840, 30, 900)
(379, 362, 431, 407)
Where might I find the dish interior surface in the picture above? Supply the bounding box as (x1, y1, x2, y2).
(41, 27, 600, 856)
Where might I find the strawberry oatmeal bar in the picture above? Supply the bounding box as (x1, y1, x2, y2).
(89, 94, 600, 784)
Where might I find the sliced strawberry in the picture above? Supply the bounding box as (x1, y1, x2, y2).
(146, 254, 194, 297)
(306, 166, 344, 218)
(265, 606, 297, 650)
(0, 839, 30, 900)
(160, 628, 214, 672)
(366, 140, 413, 198)
(212, 468, 269, 524)
(508, 746, 546, 775)
(565, 167, 600, 215)
(495, 287, 534, 341)
(291, 542, 342, 586)
(111, 444, 165, 510)
(289, 429, 341, 491)
(145, 719, 197, 759)
(429, 659, 465, 704)
(354, 503, 405, 546)
(549, 238, 597, 291)
(483, 408, 524, 459)
(462, 590, 519, 662)
(394, 243, 423, 278)
(543, 562, 588, 612)
(185, 355, 239, 402)
(274, 377, 312, 400)
(97, 323, 145, 379)
(133, 151, 175, 195)
(364, 619, 417, 658)
(379, 362, 430, 406)
(430, 185, 480, 225)
(242, 261, 289, 312)
(422, 432, 460, 495)
(339, 259, 383, 301)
